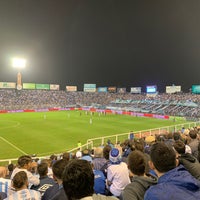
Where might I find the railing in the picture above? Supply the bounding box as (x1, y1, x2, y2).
(1, 121, 199, 165)
(86, 121, 200, 149)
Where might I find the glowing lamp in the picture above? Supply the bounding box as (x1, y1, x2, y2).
(12, 58, 26, 69)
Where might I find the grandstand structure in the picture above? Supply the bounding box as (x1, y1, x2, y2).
(0, 89, 200, 118)
(0, 89, 200, 163)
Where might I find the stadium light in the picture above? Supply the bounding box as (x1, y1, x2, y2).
(12, 58, 27, 90)
(12, 58, 26, 69)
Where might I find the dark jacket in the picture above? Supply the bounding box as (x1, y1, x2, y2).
(42, 183, 68, 200)
(188, 139, 199, 160)
(121, 175, 157, 200)
(31, 175, 56, 196)
(144, 165, 200, 200)
(178, 153, 200, 180)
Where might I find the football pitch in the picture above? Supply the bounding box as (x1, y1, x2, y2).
(0, 110, 187, 160)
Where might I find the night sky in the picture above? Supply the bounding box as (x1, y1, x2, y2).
(0, 0, 200, 92)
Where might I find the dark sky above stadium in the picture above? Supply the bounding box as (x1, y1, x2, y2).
(0, 0, 200, 92)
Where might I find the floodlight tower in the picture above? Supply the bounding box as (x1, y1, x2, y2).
(12, 58, 26, 90)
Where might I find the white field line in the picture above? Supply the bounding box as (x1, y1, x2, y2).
(0, 121, 27, 154)
(0, 136, 27, 155)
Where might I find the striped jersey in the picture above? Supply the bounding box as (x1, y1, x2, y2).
(0, 178, 11, 195)
(5, 189, 41, 200)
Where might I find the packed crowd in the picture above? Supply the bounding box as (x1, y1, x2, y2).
(1, 126, 200, 199)
(1, 89, 200, 118)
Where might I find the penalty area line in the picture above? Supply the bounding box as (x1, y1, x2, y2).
(0, 136, 27, 155)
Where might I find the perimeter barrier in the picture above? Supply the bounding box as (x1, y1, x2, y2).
(86, 121, 200, 149)
(0, 120, 199, 165)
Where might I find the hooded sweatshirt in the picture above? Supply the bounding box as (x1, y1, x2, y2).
(144, 165, 200, 200)
(178, 153, 200, 180)
(121, 175, 157, 200)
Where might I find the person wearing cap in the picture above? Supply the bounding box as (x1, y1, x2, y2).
(107, 148, 130, 197)
(144, 136, 155, 155)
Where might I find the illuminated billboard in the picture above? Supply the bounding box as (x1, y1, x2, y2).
(166, 86, 181, 93)
(0, 82, 16, 89)
(98, 87, 108, 92)
(83, 84, 96, 92)
(192, 85, 200, 94)
(146, 85, 157, 93)
(130, 87, 141, 94)
(23, 83, 36, 89)
(108, 87, 116, 93)
(66, 86, 77, 92)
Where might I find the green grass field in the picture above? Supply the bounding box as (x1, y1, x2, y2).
(0, 110, 190, 160)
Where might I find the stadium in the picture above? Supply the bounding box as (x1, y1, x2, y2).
(0, 83, 200, 164)
(1, 1, 200, 199)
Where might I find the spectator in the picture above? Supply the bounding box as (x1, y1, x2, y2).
(77, 141, 82, 148)
(49, 155, 57, 167)
(92, 147, 107, 171)
(115, 141, 123, 156)
(134, 139, 152, 175)
(75, 148, 82, 159)
(0, 166, 11, 195)
(40, 159, 53, 179)
(107, 139, 114, 149)
(144, 136, 155, 155)
(92, 163, 107, 195)
(144, 142, 200, 200)
(188, 130, 200, 160)
(42, 159, 68, 200)
(121, 139, 135, 161)
(173, 131, 181, 141)
(173, 140, 200, 181)
(6, 163, 14, 179)
(107, 148, 130, 197)
(100, 145, 112, 178)
(11, 155, 40, 188)
(81, 149, 93, 162)
(30, 161, 38, 176)
(62, 159, 118, 200)
(0, 192, 7, 199)
(5, 171, 41, 200)
(61, 152, 71, 162)
(31, 162, 56, 196)
(121, 150, 157, 200)
(164, 132, 174, 146)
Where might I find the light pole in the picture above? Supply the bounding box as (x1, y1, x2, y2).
(12, 58, 26, 90)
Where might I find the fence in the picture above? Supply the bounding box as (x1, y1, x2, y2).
(86, 121, 200, 149)
(0, 120, 199, 165)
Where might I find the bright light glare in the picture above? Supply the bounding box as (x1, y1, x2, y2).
(12, 58, 26, 69)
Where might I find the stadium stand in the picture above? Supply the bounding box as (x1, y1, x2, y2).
(1, 89, 200, 119)
(1, 89, 200, 199)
